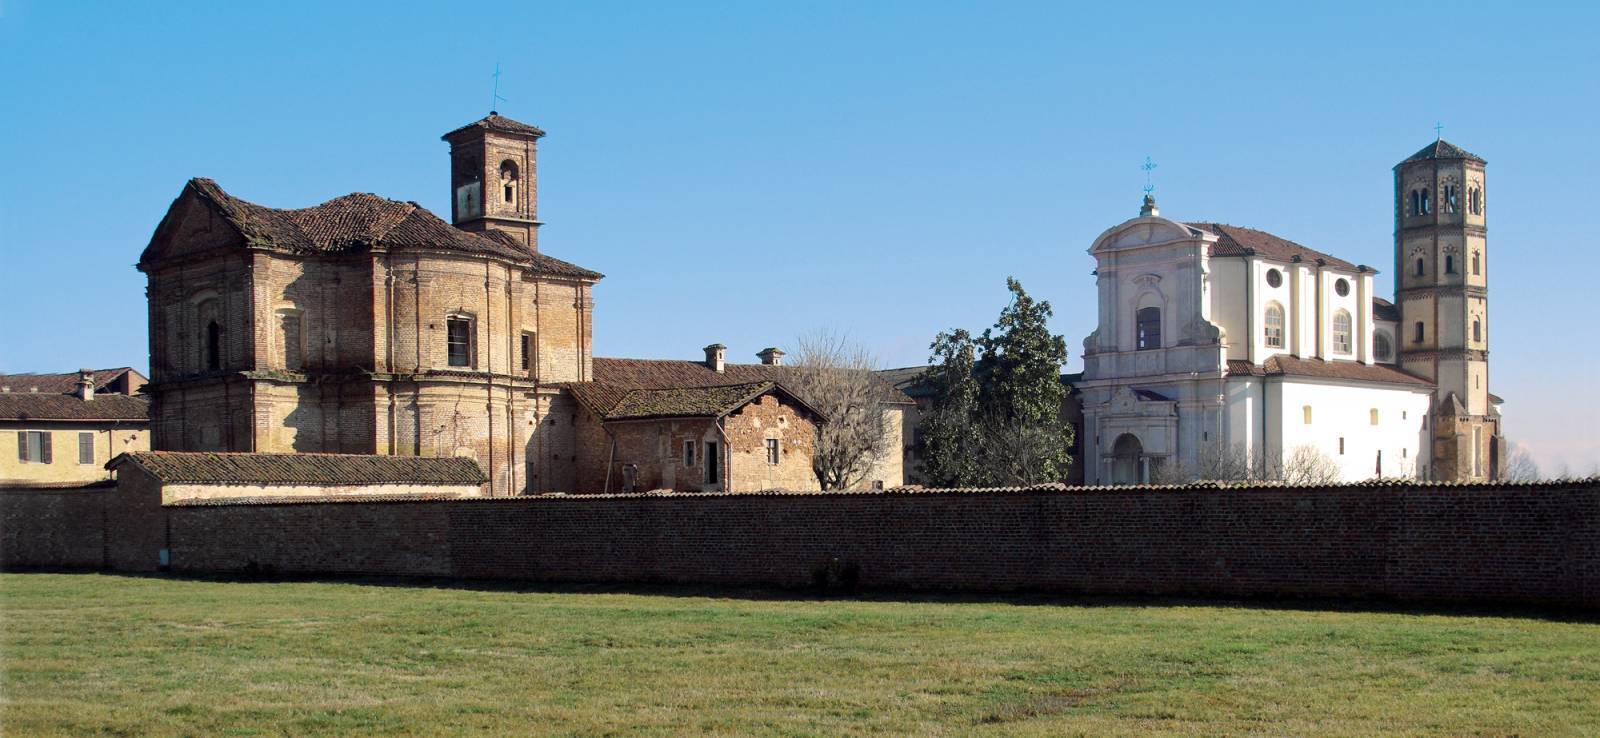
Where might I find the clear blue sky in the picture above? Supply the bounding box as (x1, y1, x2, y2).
(1, 1, 1595, 472)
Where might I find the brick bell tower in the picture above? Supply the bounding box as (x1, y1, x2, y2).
(441, 112, 546, 251)
(1393, 137, 1500, 480)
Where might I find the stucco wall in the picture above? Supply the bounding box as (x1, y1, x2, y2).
(0, 423, 148, 485)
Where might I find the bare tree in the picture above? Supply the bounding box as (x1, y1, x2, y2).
(1151, 441, 1344, 485)
(1501, 441, 1541, 482)
(789, 329, 894, 491)
(1279, 445, 1344, 485)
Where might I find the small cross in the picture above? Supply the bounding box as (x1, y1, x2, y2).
(491, 63, 508, 113)
(1141, 156, 1158, 195)
(1434, 122, 1443, 140)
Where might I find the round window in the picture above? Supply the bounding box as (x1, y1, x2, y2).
(1334, 278, 1350, 297)
(1266, 269, 1282, 288)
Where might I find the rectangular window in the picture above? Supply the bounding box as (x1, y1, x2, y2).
(1339, 437, 1345, 456)
(78, 432, 94, 465)
(16, 430, 52, 464)
(683, 440, 696, 467)
(765, 438, 780, 465)
(705, 441, 720, 484)
(1473, 426, 1483, 476)
(446, 317, 472, 367)
(519, 332, 533, 373)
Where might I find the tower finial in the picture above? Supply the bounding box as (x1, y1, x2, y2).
(1139, 157, 1159, 216)
(490, 63, 508, 114)
(1434, 121, 1443, 141)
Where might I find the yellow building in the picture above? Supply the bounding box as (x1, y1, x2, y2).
(0, 369, 150, 486)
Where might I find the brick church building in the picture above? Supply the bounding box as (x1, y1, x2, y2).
(138, 113, 905, 495)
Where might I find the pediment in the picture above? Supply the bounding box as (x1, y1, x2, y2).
(139, 183, 247, 269)
(1089, 216, 1210, 255)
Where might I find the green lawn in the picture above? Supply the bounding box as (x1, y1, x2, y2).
(2, 574, 1596, 736)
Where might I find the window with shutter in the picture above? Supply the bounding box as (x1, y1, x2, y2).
(38, 431, 52, 464)
(79, 432, 94, 465)
(16, 430, 28, 462)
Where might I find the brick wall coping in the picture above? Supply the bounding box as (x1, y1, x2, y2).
(0, 480, 118, 492)
(158, 478, 1600, 508)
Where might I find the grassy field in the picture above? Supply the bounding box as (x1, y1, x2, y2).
(2, 574, 1597, 736)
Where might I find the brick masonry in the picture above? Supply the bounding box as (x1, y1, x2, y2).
(4, 480, 1596, 608)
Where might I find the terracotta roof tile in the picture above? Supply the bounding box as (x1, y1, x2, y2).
(1372, 297, 1401, 322)
(108, 451, 486, 485)
(440, 113, 546, 140)
(1401, 139, 1484, 164)
(1188, 222, 1362, 272)
(607, 381, 779, 420)
(148, 179, 600, 280)
(0, 368, 141, 395)
(592, 357, 913, 404)
(0, 394, 149, 421)
(1263, 355, 1432, 386)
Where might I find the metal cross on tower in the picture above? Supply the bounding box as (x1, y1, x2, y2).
(1435, 122, 1444, 140)
(1141, 156, 1158, 195)
(491, 63, 508, 113)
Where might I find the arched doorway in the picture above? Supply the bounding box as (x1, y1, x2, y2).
(1111, 433, 1144, 484)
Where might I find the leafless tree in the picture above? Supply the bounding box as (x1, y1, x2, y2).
(1501, 441, 1541, 482)
(789, 329, 894, 491)
(1151, 441, 1343, 485)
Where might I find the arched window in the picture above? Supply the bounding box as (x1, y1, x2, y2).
(1332, 309, 1352, 355)
(1472, 251, 1480, 276)
(1374, 332, 1393, 362)
(499, 160, 519, 204)
(1473, 318, 1482, 343)
(1136, 307, 1161, 350)
(1414, 321, 1426, 343)
(1470, 186, 1483, 215)
(195, 297, 221, 372)
(1408, 190, 1420, 216)
(1445, 254, 1455, 274)
(1264, 302, 1285, 348)
(1415, 258, 1425, 277)
(1420, 188, 1431, 215)
(1444, 184, 1458, 213)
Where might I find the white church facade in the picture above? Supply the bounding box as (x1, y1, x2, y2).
(1076, 140, 1501, 484)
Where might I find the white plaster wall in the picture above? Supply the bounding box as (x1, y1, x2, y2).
(1271, 379, 1432, 481)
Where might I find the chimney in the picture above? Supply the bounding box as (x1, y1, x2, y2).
(75, 369, 94, 401)
(703, 343, 726, 373)
(756, 347, 785, 366)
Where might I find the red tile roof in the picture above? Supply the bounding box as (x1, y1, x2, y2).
(0, 368, 142, 395)
(1401, 139, 1484, 164)
(0, 393, 148, 422)
(1227, 356, 1431, 387)
(108, 452, 486, 485)
(1188, 222, 1362, 272)
(144, 179, 600, 279)
(440, 113, 546, 141)
(591, 357, 913, 404)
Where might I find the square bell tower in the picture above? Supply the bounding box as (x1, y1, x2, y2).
(441, 112, 546, 251)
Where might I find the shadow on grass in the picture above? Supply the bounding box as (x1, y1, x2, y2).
(6, 566, 1596, 624)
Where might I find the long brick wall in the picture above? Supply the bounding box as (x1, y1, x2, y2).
(4, 481, 1597, 608)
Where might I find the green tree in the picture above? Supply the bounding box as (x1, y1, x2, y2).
(921, 329, 984, 487)
(921, 278, 1075, 487)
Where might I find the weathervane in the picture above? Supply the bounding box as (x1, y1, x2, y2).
(1141, 156, 1158, 195)
(491, 63, 508, 113)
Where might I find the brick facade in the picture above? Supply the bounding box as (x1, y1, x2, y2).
(5, 480, 1596, 609)
(139, 116, 601, 496)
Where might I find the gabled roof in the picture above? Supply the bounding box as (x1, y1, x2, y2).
(0, 392, 148, 422)
(1401, 139, 1485, 164)
(567, 380, 824, 422)
(0, 368, 143, 395)
(1187, 222, 1362, 272)
(593, 357, 914, 405)
(141, 178, 600, 280)
(440, 113, 546, 141)
(107, 451, 486, 485)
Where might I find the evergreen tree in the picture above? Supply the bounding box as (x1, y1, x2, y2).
(921, 278, 1075, 487)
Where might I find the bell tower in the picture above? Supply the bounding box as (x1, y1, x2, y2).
(441, 112, 545, 251)
(1393, 137, 1498, 480)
